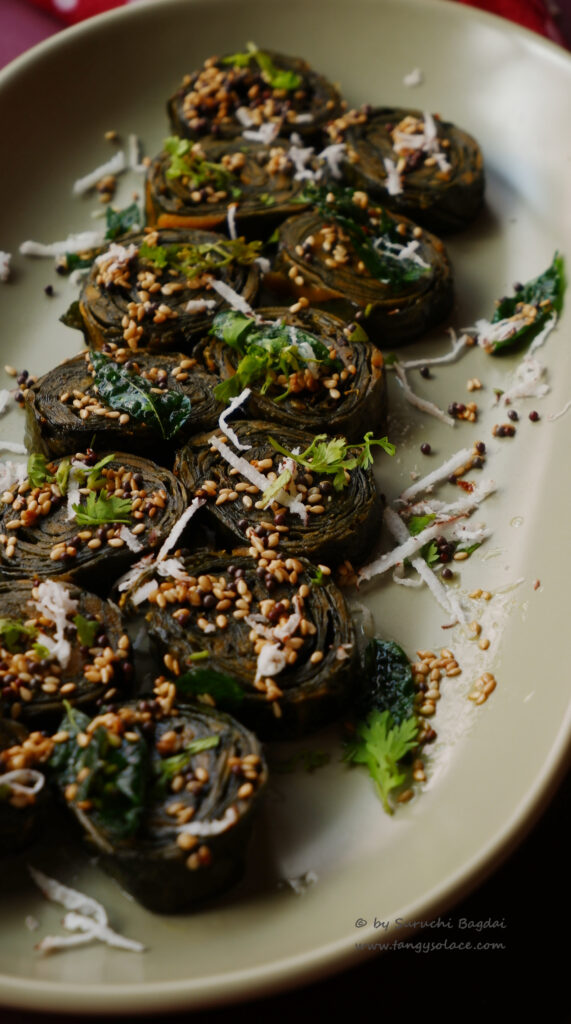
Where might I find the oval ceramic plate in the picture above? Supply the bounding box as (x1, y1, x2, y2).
(0, 0, 570, 1012)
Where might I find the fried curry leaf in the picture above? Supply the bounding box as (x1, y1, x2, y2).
(176, 668, 245, 705)
(301, 183, 431, 285)
(486, 252, 565, 354)
(105, 202, 141, 241)
(90, 351, 191, 440)
(49, 709, 148, 839)
(344, 709, 418, 814)
(361, 639, 416, 724)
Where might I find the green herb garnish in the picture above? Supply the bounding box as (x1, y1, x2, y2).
(163, 137, 240, 195)
(32, 643, 51, 659)
(361, 639, 416, 724)
(301, 182, 431, 286)
(0, 618, 37, 653)
(49, 705, 148, 840)
(211, 310, 338, 403)
(138, 237, 260, 280)
(486, 252, 565, 354)
(155, 735, 220, 785)
(266, 431, 395, 493)
(222, 42, 302, 90)
(176, 668, 244, 705)
(344, 709, 419, 814)
(105, 202, 141, 241)
(26, 453, 71, 495)
(72, 491, 132, 527)
(27, 453, 54, 488)
(90, 351, 191, 440)
(73, 614, 99, 648)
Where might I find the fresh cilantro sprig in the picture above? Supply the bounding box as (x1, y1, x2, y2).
(72, 491, 132, 527)
(73, 614, 99, 648)
(301, 182, 431, 286)
(211, 310, 338, 403)
(0, 618, 38, 653)
(138, 237, 261, 279)
(90, 352, 191, 440)
(155, 735, 220, 785)
(222, 42, 302, 91)
(266, 432, 395, 492)
(344, 710, 418, 814)
(27, 453, 71, 496)
(163, 137, 241, 197)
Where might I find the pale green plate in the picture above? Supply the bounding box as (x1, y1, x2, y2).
(0, 0, 569, 1013)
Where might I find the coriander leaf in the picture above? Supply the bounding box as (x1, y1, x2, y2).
(268, 431, 395, 490)
(0, 618, 37, 653)
(72, 491, 132, 527)
(408, 514, 436, 536)
(33, 642, 51, 659)
(344, 709, 418, 814)
(139, 241, 169, 269)
(164, 136, 237, 191)
(260, 467, 294, 508)
(73, 614, 99, 648)
(105, 202, 141, 241)
(222, 44, 301, 90)
(55, 458, 71, 496)
(27, 454, 54, 488)
(90, 351, 191, 440)
(155, 735, 220, 784)
(139, 238, 261, 279)
(176, 668, 244, 705)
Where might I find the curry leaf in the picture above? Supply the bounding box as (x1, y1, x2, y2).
(105, 202, 141, 241)
(487, 252, 566, 354)
(90, 352, 191, 440)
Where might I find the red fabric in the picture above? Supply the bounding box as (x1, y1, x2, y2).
(456, 0, 568, 46)
(20, 0, 570, 46)
(26, 0, 126, 26)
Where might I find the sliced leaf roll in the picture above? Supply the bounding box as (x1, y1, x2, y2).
(0, 578, 131, 724)
(25, 349, 222, 462)
(197, 306, 386, 438)
(0, 719, 52, 854)
(146, 136, 315, 237)
(274, 185, 454, 345)
(329, 107, 485, 233)
(0, 451, 188, 589)
(123, 551, 358, 739)
(77, 228, 260, 353)
(48, 698, 267, 912)
(174, 420, 383, 567)
(167, 46, 344, 143)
